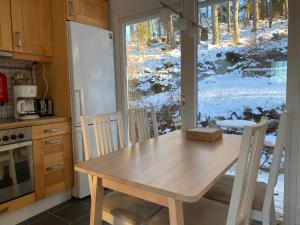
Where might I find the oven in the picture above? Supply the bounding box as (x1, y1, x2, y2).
(0, 127, 34, 204)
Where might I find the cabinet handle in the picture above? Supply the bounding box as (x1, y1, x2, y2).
(0, 207, 9, 214)
(45, 139, 60, 145)
(45, 162, 64, 173)
(16, 32, 23, 47)
(45, 128, 59, 133)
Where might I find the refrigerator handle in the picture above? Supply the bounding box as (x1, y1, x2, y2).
(74, 89, 85, 116)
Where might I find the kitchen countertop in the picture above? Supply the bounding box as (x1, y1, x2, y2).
(0, 117, 70, 130)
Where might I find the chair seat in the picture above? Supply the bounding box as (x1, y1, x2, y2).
(204, 175, 267, 211)
(148, 198, 228, 225)
(103, 191, 162, 224)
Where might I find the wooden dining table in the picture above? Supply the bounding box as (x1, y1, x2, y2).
(74, 130, 242, 225)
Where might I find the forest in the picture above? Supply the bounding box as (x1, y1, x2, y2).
(127, 0, 289, 49)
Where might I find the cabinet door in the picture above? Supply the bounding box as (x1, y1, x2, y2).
(33, 134, 73, 200)
(11, 0, 53, 57)
(67, 0, 109, 29)
(0, 0, 13, 52)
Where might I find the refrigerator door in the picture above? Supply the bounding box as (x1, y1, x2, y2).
(68, 21, 117, 127)
(68, 22, 117, 198)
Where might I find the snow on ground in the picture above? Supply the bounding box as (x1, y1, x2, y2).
(198, 71, 286, 119)
(198, 19, 287, 120)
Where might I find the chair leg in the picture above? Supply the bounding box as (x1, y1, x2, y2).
(269, 198, 277, 225)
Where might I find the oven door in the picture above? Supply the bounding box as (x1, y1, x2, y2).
(0, 141, 34, 204)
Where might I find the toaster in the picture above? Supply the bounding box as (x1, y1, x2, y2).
(36, 98, 54, 116)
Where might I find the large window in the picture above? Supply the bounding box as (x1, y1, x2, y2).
(125, 15, 182, 136)
(197, 0, 288, 219)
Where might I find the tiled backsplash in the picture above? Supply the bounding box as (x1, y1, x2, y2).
(0, 57, 36, 119)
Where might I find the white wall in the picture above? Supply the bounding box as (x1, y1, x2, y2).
(286, 1, 300, 225)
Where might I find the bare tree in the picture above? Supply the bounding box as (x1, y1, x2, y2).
(227, 0, 231, 32)
(212, 0, 220, 45)
(252, 0, 260, 31)
(233, 0, 240, 44)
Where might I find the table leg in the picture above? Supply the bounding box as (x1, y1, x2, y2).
(168, 198, 184, 225)
(90, 176, 104, 225)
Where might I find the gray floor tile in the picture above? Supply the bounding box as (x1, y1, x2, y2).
(51, 201, 90, 223)
(23, 214, 68, 225)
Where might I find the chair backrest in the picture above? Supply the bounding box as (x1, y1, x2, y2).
(226, 118, 268, 225)
(262, 112, 288, 224)
(80, 111, 125, 161)
(128, 107, 159, 143)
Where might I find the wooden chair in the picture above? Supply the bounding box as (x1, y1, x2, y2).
(148, 119, 268, 225)
(128, 107, 159, 143)
(204, 113, 287, 225)
(80, 111, 162, 225)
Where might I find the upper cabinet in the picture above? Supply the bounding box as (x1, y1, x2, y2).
(66, 0, 109, 29)
(11, 0, 53, 61)
(0, 0, 13, 52)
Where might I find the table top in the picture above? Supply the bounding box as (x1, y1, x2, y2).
(75, 130, 241, 203)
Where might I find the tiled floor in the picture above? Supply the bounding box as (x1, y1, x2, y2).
(18, 189, 265, 225)
(18, 190, 112, 225)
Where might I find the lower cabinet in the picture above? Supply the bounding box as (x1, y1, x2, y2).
(32, 125, 73, 200)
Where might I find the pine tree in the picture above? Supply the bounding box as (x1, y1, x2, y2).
(233, 0, 240, 44)
(252, 0, 260, 32)
(212, 1, 220, 45)
(269, 0, 273, 27)
(245, 0, 251, 22)
(147, 21, 151, 43)
(130, 24, 135, 42)
(137, 22, 148, 53)
(167, 15, 176, 49)
(227, 0, 231, 32)
(283, 0, 288, 18)
(261, 0, 267, 19)
(157, 18, 162, 38)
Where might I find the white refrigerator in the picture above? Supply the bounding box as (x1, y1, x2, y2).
(67, 21, 117, 198)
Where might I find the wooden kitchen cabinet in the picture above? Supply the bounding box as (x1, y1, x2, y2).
(10, 0, 53, 61)
(0, 0, 13, 52)
(32, 122, 73, 200)
(66, 0, 109, 29)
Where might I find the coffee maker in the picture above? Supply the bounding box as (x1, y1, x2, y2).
(14, 85, 39, 120)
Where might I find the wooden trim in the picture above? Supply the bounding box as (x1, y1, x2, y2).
(103, 179, 169, 207)
(12, 52, 52, 63)
(0, 193, 35, 216)
(67, 15, 109, 30)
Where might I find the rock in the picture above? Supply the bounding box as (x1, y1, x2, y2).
(216, 52, 222, 57)
(225, 51, 243, 63)
(267, 119, 279, 133)
(164, 62, 174, 69)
